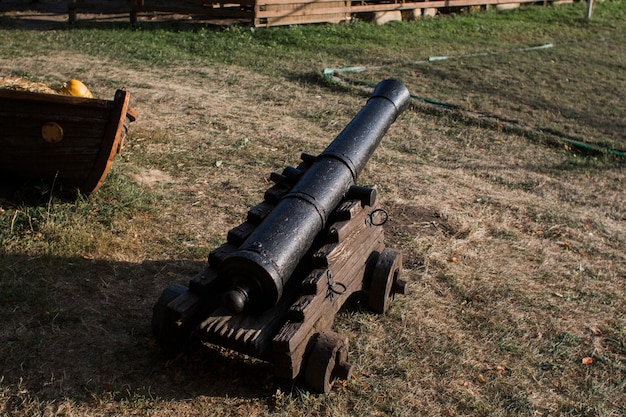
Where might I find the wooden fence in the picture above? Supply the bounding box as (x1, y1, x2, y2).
(68, 0, 566, 27)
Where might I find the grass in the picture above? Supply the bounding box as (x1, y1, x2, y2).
(1, 0, 625, 416)
(2, 2, 624, 150)
(1, 170, 157, 257)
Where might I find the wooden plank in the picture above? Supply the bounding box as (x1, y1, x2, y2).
(67, 1, 132, 12)
(208, 242, 238, 267)
(1, 135, 106, 151)
(132, 4, 254, 17)
(227, 221, 256, 246)
(273, 307, 335, 379)
(0, 109, 111, 124)
(255, 0, 348, 25)
(256, 6, 348, 19)
(0, 151, 100, 168)
(81, 89, 130, 194)
(137, 0, 256, 5)
(301, 268, 329, 295)
(0, 159, 96, 185)
(287, 294, 319, 322)
(0, 89, 111, 108)
(332, 199, 362, 222)
(166, 290, 205, 321)
(188, 266, 220, 294)
(0, 122, 110, 149)
(247, 201, 275, 224)
(264, 183, 290, 205)
(349, 0, 539, 13)
(256, 13, 348, 26)
(328, 217, 360, 243)
(312, 242, 337, 268)
(129, 0, 256, 8)
(257, 0, 347, 5)
(272, 321, 305, 353)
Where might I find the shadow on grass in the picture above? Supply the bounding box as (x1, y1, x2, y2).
(416, 64, 626, 146)
(0, 252, 279, 404)
(0, 180, 438, 406)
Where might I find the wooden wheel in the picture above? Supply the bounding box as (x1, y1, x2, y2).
(368, 248, 404, 314)
(304, 331, 353, 393)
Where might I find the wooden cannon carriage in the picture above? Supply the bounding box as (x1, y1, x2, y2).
(152, 79, 409, 392)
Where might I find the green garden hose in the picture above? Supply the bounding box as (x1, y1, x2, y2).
(322, 61, 625, 158)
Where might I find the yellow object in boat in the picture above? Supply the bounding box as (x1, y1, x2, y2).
(58, 79, 93, 98)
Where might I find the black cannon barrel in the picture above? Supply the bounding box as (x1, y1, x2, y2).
(219, 79, 411, 314)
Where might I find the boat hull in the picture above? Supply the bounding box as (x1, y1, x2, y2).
(0, 89, 136, 194)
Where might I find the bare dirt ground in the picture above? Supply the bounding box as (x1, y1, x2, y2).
(1, 4, 625, 416)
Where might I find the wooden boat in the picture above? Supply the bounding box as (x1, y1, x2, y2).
(0, 88, 137, 194)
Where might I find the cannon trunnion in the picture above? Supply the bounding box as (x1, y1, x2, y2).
(152, 79, 409, 393)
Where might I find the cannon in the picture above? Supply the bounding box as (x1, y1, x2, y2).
(152, 79, 410, 393)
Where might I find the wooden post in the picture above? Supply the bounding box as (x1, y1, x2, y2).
(586, 0, 593, 19)
(130, 0, 141, 23)
(68, 0, 77, 24)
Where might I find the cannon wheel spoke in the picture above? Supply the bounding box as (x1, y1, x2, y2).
(304, 331, 352, 393)
(368, 248, 403, 314)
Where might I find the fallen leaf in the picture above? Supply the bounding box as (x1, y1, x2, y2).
(582, 357, 594, 365)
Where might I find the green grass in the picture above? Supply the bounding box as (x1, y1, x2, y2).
(1, 2, 624, 72)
